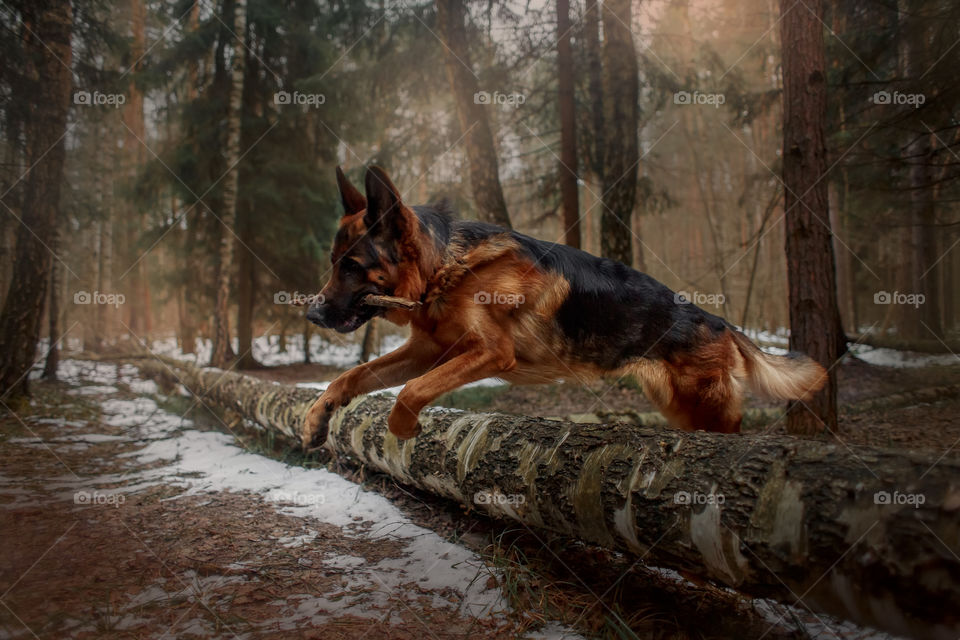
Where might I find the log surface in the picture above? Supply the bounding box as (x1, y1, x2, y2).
(137, 358, 960, 640)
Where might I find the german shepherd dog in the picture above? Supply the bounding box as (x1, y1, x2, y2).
(300, 166, 826, 449)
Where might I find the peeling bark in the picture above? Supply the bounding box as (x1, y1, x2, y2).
(136, 359, 960, 639)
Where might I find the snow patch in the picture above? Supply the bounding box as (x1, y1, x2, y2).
(148, 332, 409, 368)
(849, 343, 959, 368)
(62, 368, 519, 627)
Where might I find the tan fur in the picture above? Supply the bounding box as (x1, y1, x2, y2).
(729, 331, 827, 402)
(611, 331, 826, 434)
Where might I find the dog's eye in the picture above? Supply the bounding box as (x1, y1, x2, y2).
(340, 259, 366, 275)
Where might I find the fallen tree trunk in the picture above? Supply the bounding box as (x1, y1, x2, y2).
(137, 358, 960, 640)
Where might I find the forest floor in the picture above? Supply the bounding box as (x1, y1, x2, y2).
(0, 361, 567, 640)
(3, 336, 956, 640)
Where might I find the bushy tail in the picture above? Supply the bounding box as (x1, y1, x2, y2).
(730, 331, 827, 402)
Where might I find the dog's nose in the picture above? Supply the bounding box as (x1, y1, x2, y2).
(306, 303, 327, 327)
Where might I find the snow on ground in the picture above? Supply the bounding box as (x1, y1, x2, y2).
(848, 343, 959, 368)
(41, 359, 584, 637)
(743, 327, 959, 367)
(148, 332, 410, 368)
(147, 331, 510, 394)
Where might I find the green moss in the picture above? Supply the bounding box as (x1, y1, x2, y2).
(431, 384, 509, 410)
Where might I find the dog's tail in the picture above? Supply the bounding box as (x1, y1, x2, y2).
(730, 330, 827, 401)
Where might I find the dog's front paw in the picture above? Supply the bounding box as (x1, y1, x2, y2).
(301, 389, 343, 449)
(387, 406, 423, 441)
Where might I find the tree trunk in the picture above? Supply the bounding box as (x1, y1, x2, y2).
(234, 33, 262, 371)
(302, 318, 311, 364)
(178, 0, 200, 357)
(359, 318, 379, 363)
(584, 0, 604, 181)
(779, 0, 841, 435)
(235, 231, 258, 369)
(187, 0, 200, 92)
(898, 16, 941, 339)
(830, 173, 856, 335)
(210, 0, 247, 368)
(435, 0, 511, 228)
(95, 125, 115, 350)
(740, 188, 782, 327)
(680, 112, 729, 314)
(177, 286, 196, 355)
(0, 212, 15, 313)
(122, 0, 150, 338)
(174, 212, 198, 356)
(0, 112, 21, 309)
(136, 359, 960, 640)
(42, 226, 61, 379)
(0, 0, 72, 400)
(582, 0, 604, 258)
(600, 0, 641, 267)
(556, 0, 580, 248)
(831, 97, 857, 334)
(898, 133, 943, 338)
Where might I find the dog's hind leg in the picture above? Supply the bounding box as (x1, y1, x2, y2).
(661, 373, 743, 433)
(624, 359, 744, 434)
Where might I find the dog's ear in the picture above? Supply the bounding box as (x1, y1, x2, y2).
(363, 166, 404, 236)
(336, 166, 367, 216)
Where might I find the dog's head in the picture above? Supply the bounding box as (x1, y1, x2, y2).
(306, 166, 420, 333)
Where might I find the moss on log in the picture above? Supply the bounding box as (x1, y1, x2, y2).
(136, 358, 960, 640)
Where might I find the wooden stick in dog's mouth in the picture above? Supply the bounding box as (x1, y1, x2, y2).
(290, 292, 421, 311)
(361, 294, 421, 311)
